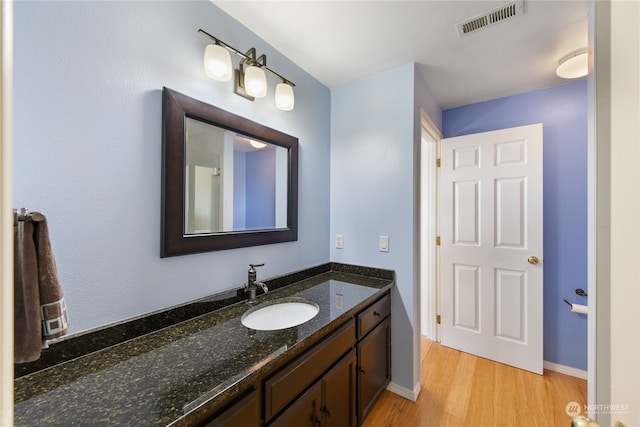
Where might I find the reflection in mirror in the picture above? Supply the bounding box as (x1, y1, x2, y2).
(161, 87, 298, 257)
(184, 118, 289, 234)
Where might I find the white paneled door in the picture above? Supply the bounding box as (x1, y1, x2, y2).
(440, 124, 543, 374)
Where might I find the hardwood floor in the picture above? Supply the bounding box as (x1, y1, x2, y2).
(363, 336, 587, 427)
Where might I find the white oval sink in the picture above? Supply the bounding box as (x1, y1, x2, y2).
(241, 299, 320, 331)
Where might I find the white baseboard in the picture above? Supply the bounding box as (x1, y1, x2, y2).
(386, 381, 421, 402)
(543, 360, 588, 380)
(384, 364, 585, 402)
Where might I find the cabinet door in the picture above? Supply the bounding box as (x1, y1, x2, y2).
(321, 349, 357, 427)
(357, 316, 391, 424)
(270, 382, 322, 427)
(203, 389, 260, 427)
(264, 321, 355, 421)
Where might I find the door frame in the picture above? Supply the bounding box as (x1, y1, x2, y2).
(419, 108, 442, 342)
(0, 1, 14, 424)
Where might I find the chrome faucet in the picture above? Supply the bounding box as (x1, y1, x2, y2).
(245, 263, 268, 304)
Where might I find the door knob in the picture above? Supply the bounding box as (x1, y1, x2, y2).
(528, 256, 539, 265)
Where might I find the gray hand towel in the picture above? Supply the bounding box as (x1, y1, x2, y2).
(14, 212, 69, 363)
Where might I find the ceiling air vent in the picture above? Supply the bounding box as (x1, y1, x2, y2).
(456, 0, 525, 36)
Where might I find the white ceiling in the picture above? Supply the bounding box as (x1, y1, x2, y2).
(213, 0, 590, 109)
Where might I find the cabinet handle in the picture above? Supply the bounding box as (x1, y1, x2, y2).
(359, 367, 366, 374)
(373, 311, 381, 317)
(322, 407, 333, 417)
(315, 416, 322, 426)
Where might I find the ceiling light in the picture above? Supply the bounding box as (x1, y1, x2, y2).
(249, 140, 267, 149)
(556, 48, 588, 79)
(198, 29, 296, 111)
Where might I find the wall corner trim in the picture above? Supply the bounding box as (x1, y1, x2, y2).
(386, 381, 422, 402)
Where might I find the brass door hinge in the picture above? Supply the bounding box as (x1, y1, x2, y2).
(436, 236, 441, 246)
(436, 158, 441, 167)
(436, 315, 441, 325)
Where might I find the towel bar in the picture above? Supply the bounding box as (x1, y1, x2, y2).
(13, 207, 33, 224)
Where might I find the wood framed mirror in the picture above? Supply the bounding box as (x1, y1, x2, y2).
(161, 87, 298, 257)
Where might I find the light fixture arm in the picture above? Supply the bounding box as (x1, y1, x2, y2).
(199, 29, 295, 87)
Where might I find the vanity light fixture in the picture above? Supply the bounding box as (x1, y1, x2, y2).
(242, 59, 267, 98)
(204, 43, 232, 82)
(275, 82, 295, 111)
(556, 47, 588, 79)
(198, 29, 296, 111)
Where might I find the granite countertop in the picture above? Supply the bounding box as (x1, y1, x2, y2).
(14, 264, 394, 426)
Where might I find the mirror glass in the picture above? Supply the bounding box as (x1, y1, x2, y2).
(162, 87, 298, 257)
(184, 118, 289, 234)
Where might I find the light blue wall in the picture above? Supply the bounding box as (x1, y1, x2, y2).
(331, 63, 442, 392)
(232, 149, 277, 230)
(442, 81, 588, 371)
(246, 148, 276, 229)
(13, 1, 331, 334)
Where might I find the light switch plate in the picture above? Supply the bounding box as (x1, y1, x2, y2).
(379, 235, 389, 252)
(336, 234, 344, 249)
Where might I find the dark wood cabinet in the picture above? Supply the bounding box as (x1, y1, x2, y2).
(356, 294, 391, 339)
(203, 389, 260, 427)
(269, 382, 322, 427)
(270, 349, 357, 427)
(321, 349, 357, 427)
(357, 311, 391, 423)
(265, 321, 356, 421)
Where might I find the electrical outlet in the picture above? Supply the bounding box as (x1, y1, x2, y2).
(336, 234, 344, 249)
(379, 235, 389, 252)
(335, 293, 344, 309)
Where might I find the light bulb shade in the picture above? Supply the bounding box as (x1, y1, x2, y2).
(556, 48, 588, 79)
(275, 82, 295, 111)
(249, 140, 267, 149)
(244, 66, 267, 98)
(204, 44, 232, 82)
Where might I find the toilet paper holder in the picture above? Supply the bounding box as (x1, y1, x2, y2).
(564, 288, 589, 315)
(563, 288, 588, 306)
(564, 289, 588, 308)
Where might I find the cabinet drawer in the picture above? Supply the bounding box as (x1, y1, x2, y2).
(202, 389, 259, 427)
(357, 293, 390, 338)
(264, 320, 356, 421)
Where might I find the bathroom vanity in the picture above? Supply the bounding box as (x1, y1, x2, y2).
(14, 263, 393, 426)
